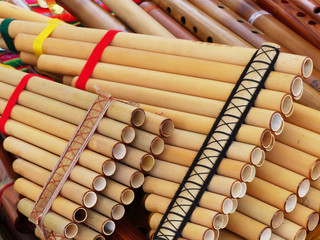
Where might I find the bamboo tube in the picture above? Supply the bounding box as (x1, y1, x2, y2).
(273, 219, 307, 240)
(0, 66, 145, 127)
(285, 203, 319, 231)
(99, 0, 175, 38)
(237, 194, 284, 228)
(256, 160, 310, 197)
(297, 82, 320, 111)
(143, 176, 234, 214)
(140, 1, 199, 41)
(246, 177, 297, 213)
(111, 162, 144, 189)
(2, 19, 311, 77)
(226, 211, 271, 240)
(144, 194, 224, 230)
(55, 0, 130, 31)
(311, 177, 320, 190)
(299, 187, 320, 212)
(219, 229, 244, 240)
(270, 234, 285, 240)
(14, 178, 87, 223)
(12, 158, 97, 208)
(18, 198, 78, 238)
(266, 141, 320, 180)
(140, 111, 174, 138)
(75, 224, 105, 240)
(149, 212, 216, 240)
(4, 136, 115, 177)
(120, 146, 154, 172)
(99, 179, 135, 205)
(84, 209, 115, 236)
(290, 0, 320, 24)
(93, 194, 125, 220)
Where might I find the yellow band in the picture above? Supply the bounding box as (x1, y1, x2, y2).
(33, 18, 63, 58)
(0, 63, 15, 69)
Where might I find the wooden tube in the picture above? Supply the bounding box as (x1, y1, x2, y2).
(290, 0, 320, 24)
(266, 141, 320, 180)
(75, 224, 105, 240)
(18, 198, 78, 238)
(237, 194, 284, 228)
(256, 160, 310, 198)
(143, 176, 233, 214)
(120, 146, 155, 172)
(149, 212, 216, 240)
(12, 158, 96, 207)
(145, 194, 224, 230)
(100, 0, 175, 38)
(273, 219, 306, 240)
(93, 194, 125, 220)
(111, 162, 145, 189)
(100, 179, 134, 205)
(140, 111, 174, 138)
(246, 177, 297, 213)
(140, 1, 199, 40)
(299, 187, 320, 212)
(226, 211, 271, 240)
(84, 209, 115, 236)
(14, 178, 87, 223)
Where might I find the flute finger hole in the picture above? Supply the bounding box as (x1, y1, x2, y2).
(180, 16, 186, 25)
(309, 20, 317, 25)
(297, 12, 306, 17)
(166, 7, 171, 14)
(207, 36, 213, 42)
(193, 26, 197, 34)
(314, 7, 320, 14)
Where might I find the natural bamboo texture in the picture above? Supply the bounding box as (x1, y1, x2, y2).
(99, 179, 135, 205)
(74, 224, 105, 240)
(140, 1, 199, 41)
(119, 146, 155, 172)
(84, 209, 115, 236)
(1, 19, 311, 77)
(99, 0, 175, 38)
(111, 162, 145, 189)
(93, 194, 125, 220)
(299, 187, 320, 212)
(273, 219, 307, 240)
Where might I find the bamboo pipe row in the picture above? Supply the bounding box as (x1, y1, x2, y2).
(0, 19, 311, 77)
(99, 179, 134, 205)
(273, 219, 307, 240)
(84, 208, 115, 236)
(299, 187, 320, 212)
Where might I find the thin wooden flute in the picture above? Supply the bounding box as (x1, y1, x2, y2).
(266, 141, 320, 180)
(246, 177, 297, 213)
(273, 219, 307, 240)
(14, 178, 87, 223)
(75, 224, 105, 240)
(2, 19, 311, 77)
(144, 193, 225, 230)
(237, 194, 284, 229)
(84, 209, 115, 236)
(111, 162, 145, 189)
(290, 0, 320, 24)
(255, 160, 310, 198)
(0, 81, 135, 147)
(299, 187, 320, 212)
(18, 198, 78, 238)
(149, 212, 216, 240)
(226, 211, 271, 240)
(140, 111, 174, 138)
(139, 1, 199, 41)
(120, 146, 154, 172)
(93, 194, 125, 221)
(55, 0, 130, 32)
(12, 158, 97, 208)
(99, 0, 175, 38)
(0, 66, 146, 127)
(99, 179, 135, 205)
(284, 203, 319, 231)
(143, 176, 234, 214)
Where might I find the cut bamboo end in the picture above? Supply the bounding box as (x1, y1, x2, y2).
(231, 181, 242, 198)
(213, 213, 224, 230)
(271, 210, 284, 229)
(121, 126, 135, 143)
(131, 171, 145, 188)
(151, 137, 165, 155)
(285, 194, 297, 213)
(121, 188, 135, 205)
(297, 178, 310, 198)
(260, 228, 272, 240)
(247, 166, 256, 182)
(141, 154, 155, 172)
(203, 230, 215, 240)
(111, 204, 125, 220)
(73, 207, 88, 223)
(291, 77, 303, 100)
(251, 147, 265, 166)
(93, 176, 107, 192)
(131, 108, 146, 127)
(221, 214, 229, 229)
(296, 229, 307, 240)
(102, 160, 116, 177)
(302, 57, 313, 78)
(83, 191, 98, 208)
(281, 94, 293, 117)
(112, 143, 126, 160)
(222, 198, 233, 214)
(230, 198, 238, 214)
(64, 222, 78, 238)
(270, 113, 284, 134)
(261, 130, 275, 151)
(241, 165, 253, 182)
(308, 212, 320, 231)
(160, 119, 175, 138)
(310, 160, 320, 180)
(102, 220, 116, 236)
(238, 182, 247, 198)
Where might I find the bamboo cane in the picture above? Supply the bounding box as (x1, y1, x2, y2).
(84, 209, 115, 236)
(219, 229, 244, 239)
(120, 146, 154, 172)
(111, 162, 145, 189)
(75, 224, 105, 240)
(299, 187, 320, 212)
(93, 194, 125, 220)
(273, 219, 307, 240)
(14, 178, 87, 223)
(99, 179, 134, 205)
(18, 198, 78, 238)
(140, 111, 174, 138)
(270, 234, 285, 240)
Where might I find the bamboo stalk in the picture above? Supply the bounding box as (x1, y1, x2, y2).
(270, 234, 285, 240)
(219, 229, 244, 239)
(273, 219, 307, 240)
(120, 146, 154, 172)
(75, 224, 105, 240)
(14, 178, 87, 223)
(111, 162, 145, 189)
(99, 179, 135, 205)
(299, 187, 320, 212)
(84, 209, 115, 236)
(93, 194, 125, 220)
(140, 111, 174, 138)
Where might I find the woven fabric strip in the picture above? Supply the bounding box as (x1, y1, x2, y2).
(153, 43, 280, 240)
(0, 19, 18, 53)
(29, 93, 113, 239)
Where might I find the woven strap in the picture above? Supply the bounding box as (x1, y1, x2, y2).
(153, 43, 280, 240)
(0, 19, 18, 53)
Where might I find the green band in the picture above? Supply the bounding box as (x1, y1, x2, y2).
(0, 19, 18, 53)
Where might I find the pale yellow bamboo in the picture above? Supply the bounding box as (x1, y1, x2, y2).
(237, 194, 284, 228)
(84, 209, 115, 236)
(120, 146, 154, 172)
(149, 212, 216, 240)
(140, 111, 174, 138)
(144, 194, 225, 230)
(256, 160, 310, 197)
(299, 187, 320, 212)
(270, 234, 285, 240)
(266, 141, 320, 180)
(311, 177, 320, 190)
(273, 219, 306, 240)
(246, 177, 297, 213)
(0, 65, 145, 126)
(284, 203, 319, 231)
(18, 198, 78, 238)
(14, 178, 87, 223)
(226, 211, 271, 240)
(143, 176, 234, 214)
(99, 179, 134, 205)
(93, 194, 125, 220)
(12, 158, 97, 207)
(75, 224, 105, 240)
(219, 229, 244, 239)
(111, 162, 144, 189)
(2, 19, 310, 77)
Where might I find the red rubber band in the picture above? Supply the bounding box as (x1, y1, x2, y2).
(75, 30, 120, 90)
(0, 182, 14, 205)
